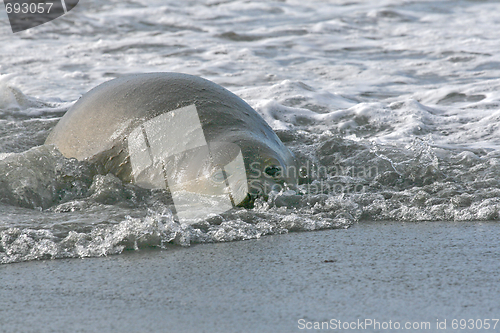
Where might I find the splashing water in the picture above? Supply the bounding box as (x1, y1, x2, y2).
(2, 0, 500, 263)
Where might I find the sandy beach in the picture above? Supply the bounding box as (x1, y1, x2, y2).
(1, 221, 499, 333)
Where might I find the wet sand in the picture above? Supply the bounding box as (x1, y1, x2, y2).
(1, 221, 499, 333)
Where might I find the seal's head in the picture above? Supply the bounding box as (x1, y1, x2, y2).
(45, 73, 298, 221)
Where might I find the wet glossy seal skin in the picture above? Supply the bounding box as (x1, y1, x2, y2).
(45, 72, 298, 206)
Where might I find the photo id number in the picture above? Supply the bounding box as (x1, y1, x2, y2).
(5, 2, 53, 14)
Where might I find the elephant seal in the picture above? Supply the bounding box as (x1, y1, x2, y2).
(45, 73, 297, 222)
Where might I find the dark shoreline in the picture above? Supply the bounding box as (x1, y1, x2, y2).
(1, 221, 499, 333)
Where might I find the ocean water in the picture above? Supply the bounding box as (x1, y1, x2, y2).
(1, 0, 500, 264)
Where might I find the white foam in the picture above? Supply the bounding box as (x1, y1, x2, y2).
(3, 0, 500, 262)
